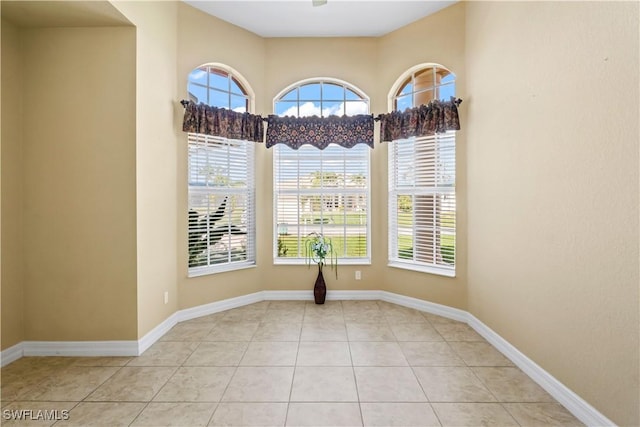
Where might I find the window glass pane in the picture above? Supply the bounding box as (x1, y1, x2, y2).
(281, 88, 298, 101)
(209, 69, 228, 91)
(299, 83, 321, 100)
(230, 76, 247, 95)
(414, 88, 435, 106)
(345, 88, 362, 100)
(275, 101, 299, 117)
(322, 100, 344, 117)
(189, 67, 208, 85)
(397, 204, 414, 260)
(231, 94, 247, 112)
(209, 89, 229, 108)
(298, 101, 322, 117)
(277, 234, 298, 258)
(397, 77, 412, 96)
(437, 83, 455, 101)
(441, 72, 455, 84)
(415, 67, 435, 89)
(396, 94, 412, 112)
(345, 101, 368, 116)
(322, 83, 344, 100)
(188, 83, 207, 104)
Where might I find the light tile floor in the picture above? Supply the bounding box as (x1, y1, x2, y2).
(1, 300, 584, 426)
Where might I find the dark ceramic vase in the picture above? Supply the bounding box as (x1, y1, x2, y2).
(314, 264, 326, 304)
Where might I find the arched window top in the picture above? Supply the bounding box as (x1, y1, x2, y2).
(274, 78, 369, 117)
(390, 63, 455, 112)
(187, 63, 254, 113)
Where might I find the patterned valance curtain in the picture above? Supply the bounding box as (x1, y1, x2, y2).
(379, 97, 462, 142)
(265, 114, 375, 150)
(182, 101, 264, 143)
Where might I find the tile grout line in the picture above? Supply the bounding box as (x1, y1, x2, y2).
(283, 301, 310, 427)
(346, 301, 366, 427)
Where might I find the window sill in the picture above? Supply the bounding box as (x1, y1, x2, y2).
(188, 262, 256, 278)
(273, 258, 371, 266)
(388, 261, 455, 278)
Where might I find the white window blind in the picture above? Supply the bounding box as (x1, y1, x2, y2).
(274, 143, 370, 263)
(389, 133, 456, 275)
(188, 134, 255, 276)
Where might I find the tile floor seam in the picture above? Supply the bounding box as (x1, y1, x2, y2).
(343, 302, 366, 427)
(74, 363, 128, 405)
(469, 366, 511, 405)
(499, 402, 525, 426)
(283, 302, 306, 427)
(204, 402, 219, 427)
(408, 364, 433, 403)
(429, 401, 445, 427)
(122, 364, 181, 426)
(127, 401, 152, 427)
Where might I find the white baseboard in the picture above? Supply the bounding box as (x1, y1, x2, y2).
(0, 342, 24, 367)
(0, 289, 614, 426)
(380, 290, 468, 322)
(0, 340, 139, 366)
(177, 291, 264, 322)
(262, 290, 313, 300)
(23, 340, 139, 357)
(328, 290, 382, 300)
(262, 290, 382, 301)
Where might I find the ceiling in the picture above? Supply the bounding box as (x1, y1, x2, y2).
(183, 0, 456, 37)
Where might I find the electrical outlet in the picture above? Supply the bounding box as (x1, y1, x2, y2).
(164, 291, 169, 304)
(355, 271, 361, 280)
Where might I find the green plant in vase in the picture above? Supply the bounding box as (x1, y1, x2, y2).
(304, 232, 337, 304)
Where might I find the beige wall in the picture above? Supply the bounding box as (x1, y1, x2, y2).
(465, 2, 639, 425)
(377, 3, 467, 309)
(112, 1, 180, 339)
(1, 18, 25, 349)
(19, 26, 138, 341)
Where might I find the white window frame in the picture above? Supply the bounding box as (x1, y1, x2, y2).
(273, 78, 372, 265)
(388, 64, 456, 277)
(187, 63, 256, 277)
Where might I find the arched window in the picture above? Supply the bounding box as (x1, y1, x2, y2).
(187, 64, 255, 276)
(388, 64, 456, 276)
(187, 64, 250, 112)
(273, 79, 370, 263)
